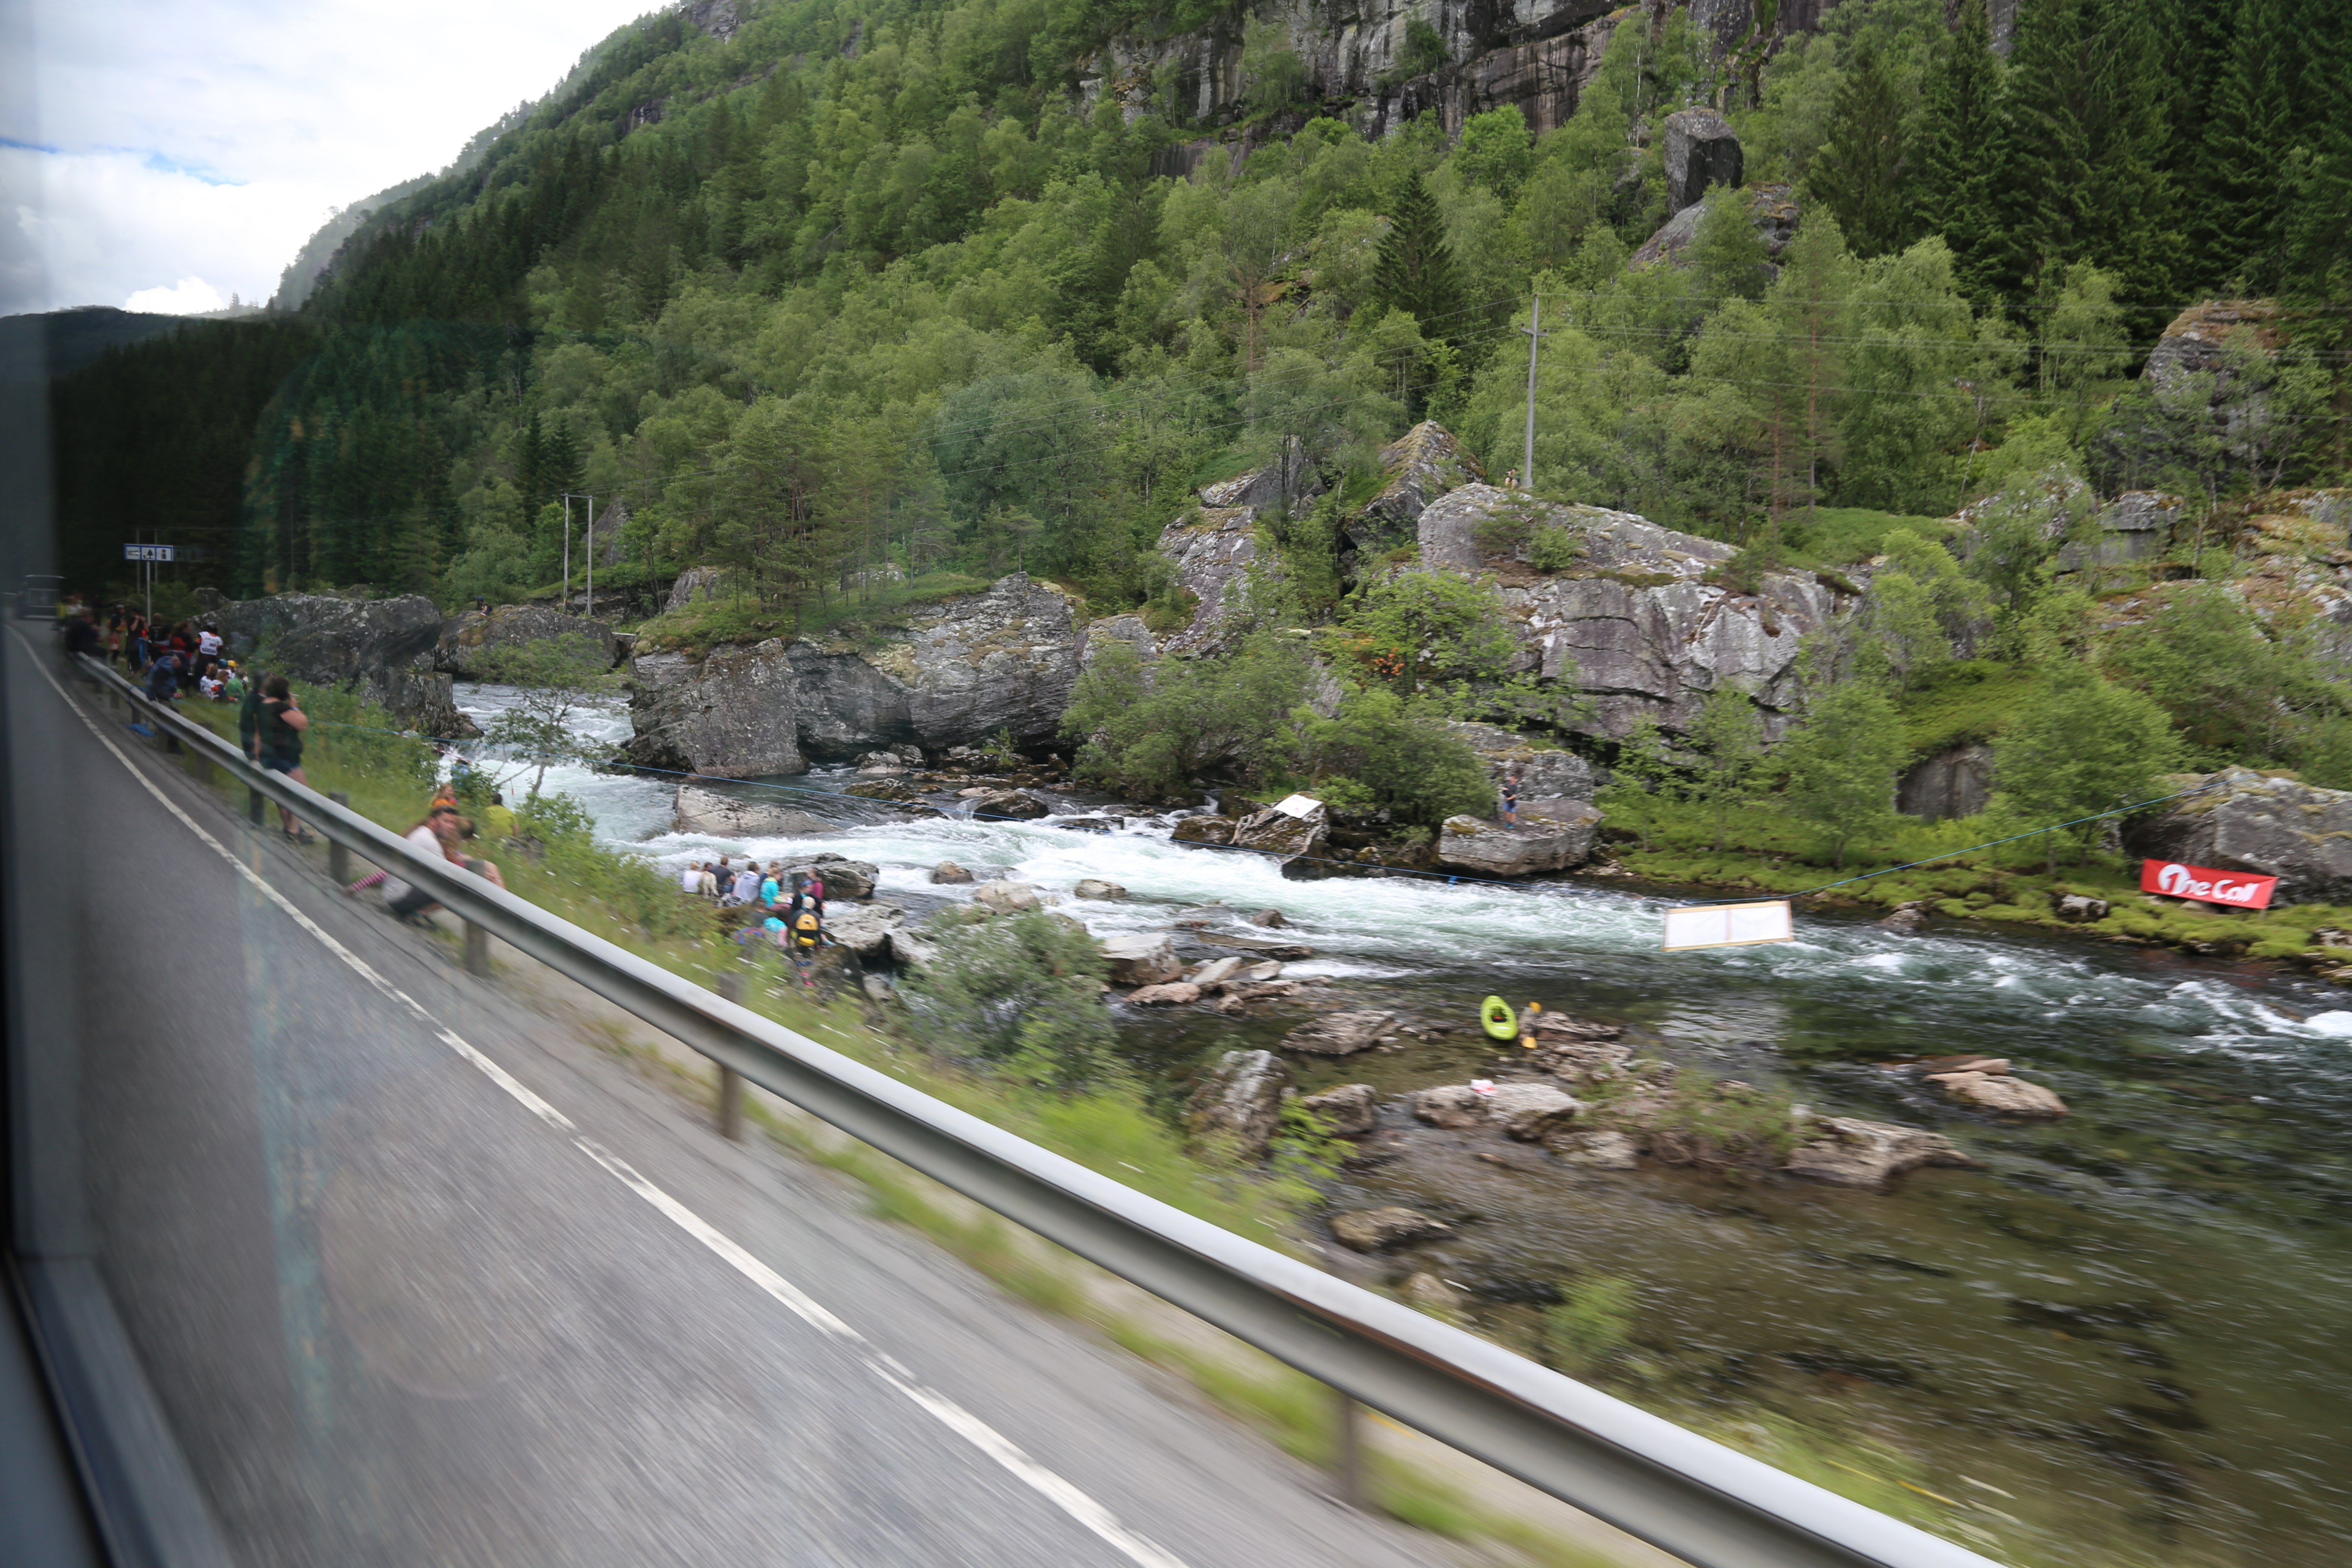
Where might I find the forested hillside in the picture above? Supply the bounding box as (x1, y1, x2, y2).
(47, 0, 2347, 616)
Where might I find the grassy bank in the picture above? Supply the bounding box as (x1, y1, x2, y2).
(1610, 794, 2348, 970)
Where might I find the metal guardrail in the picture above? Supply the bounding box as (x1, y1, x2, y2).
(69, 652, 2001, 1568)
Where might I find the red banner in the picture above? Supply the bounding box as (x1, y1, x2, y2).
(2140, 859, 2277, 909)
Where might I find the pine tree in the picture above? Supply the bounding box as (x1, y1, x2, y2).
(1764, 211, 1853, 519)
(1996, 0, 2177, 309)
(1912, 0, 2006, 300)
(2285, 6, 2352, 308)
(1807, 47, 1911, 259)
(1371, 169, 1463, 341)
(2192, 0, 2295, 291)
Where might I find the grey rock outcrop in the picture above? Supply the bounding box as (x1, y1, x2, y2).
(1232, 799, 1329, 858)
(624, 642, 805, 778)
(1301, 1084, 1379, 1136)
(1437, 805, 1600, 877)
(624, 573, 1082, 774)
(1412, 1085, 1490, 1129)
(437, 603, 618, 679)
(1154, 508, 1266, 655)
(1549, 1130, 1640, 1168)
(663, 565, 728, 612)
(778, 855, 879, 900)
(1185, 1050, 1292, 1159)
(1664, 108, 1742, 214)
(2125, 767, 2352, 905)
(1102, 933, 1182, 986)
(1897, 744, 1994, 822)
(1488, 1083, 1583, 1141)
(1444, 721, 1595, 801)
(215, 591, 475, 735)
(1783, 1117, 1978, 1188)
(673, 783, 833, 837)
(1418, 485, 1847, 738)
(2058, 491, 2183, 573)
(1197, 444, 1323, 514)
(1172, 815, 1237, 846)
(1630, 183, 1799, 271)
(971, 880, 1042, 914)
(1348, 422, 1483, 558)
(824, 900, 906, 958)
(1127, 981, 1204, 1006)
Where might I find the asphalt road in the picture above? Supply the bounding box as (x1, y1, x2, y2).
(40, 655, 1450, 1568)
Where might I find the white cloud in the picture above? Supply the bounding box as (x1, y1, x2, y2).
(10, 0, 666, 315)
(123, 276, 226, 314)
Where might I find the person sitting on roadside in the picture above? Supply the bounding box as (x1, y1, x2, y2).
(481, 791, 516, 839)
(759, 864, 782, 907)
(443, 812, 506, 890)
(380, 807, 460, 925)
(221, 663, 247, 704)
(143, 649, 180, 703)
(257, 676, 314, 842)
(731, 864, 760, 905)
(680, 860, 702, 895)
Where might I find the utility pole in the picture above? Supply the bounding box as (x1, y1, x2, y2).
(1521, 291, 1549, 493)
(560, 495, 572, 612)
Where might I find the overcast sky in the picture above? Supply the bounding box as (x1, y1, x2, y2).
(3, 0, 662, 316)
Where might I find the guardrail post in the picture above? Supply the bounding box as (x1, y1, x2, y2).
(247, 784, 266, 826)
(715, 973, 745, 1140)
(328, 793, 351, 883)
(464, 919, 491, 978)
(1334, 1389, 1365, 1509)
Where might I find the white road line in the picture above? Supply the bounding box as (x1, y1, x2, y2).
(37, 652, 1194, 1568)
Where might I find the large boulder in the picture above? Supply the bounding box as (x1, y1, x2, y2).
(1929, 1071, 2070, 1118)
(971, 880, 1042, 913)
(968, 789, 1048, 821)
(823, 901, 906, 958)
(1630, 183, 1799, 271)
(1783, 1118, 1978, 1188)
(437, 604, 618, 680)
(1437, 805, 1600, 877)
(673, 782, 833, 837)
(2058, 491, 2184, 573)
(1172, 815, 1237, 846)
(777, 855, 879, 900)
(1278, 1010, 1399, 1056)
(1197, 443, 1323, 514)
(1444, 722, 1595, 802)
(1416, 485, 1845, 739)
(1154, 507, 1267, 655)
(1232, 798, 1329, 858)
(1663, 107, 1742, 214)
(1897, 743, 1994, 823)
(623, 573, 1082, 772)
(1348, 422, 1482, 557)
(624, 642, 805, 778)
(1184, 1050, 1292, 1159)
(2125, 767, 2352, 905)
(215, 591, 474, 735)
(1487, 1083, 1583, 1142)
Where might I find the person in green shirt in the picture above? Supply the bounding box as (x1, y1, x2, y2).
(222, 664, 248, 705)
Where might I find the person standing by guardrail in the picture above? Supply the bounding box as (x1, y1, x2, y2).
(257, 675, 312, 844)
(143, 648, 180, 704)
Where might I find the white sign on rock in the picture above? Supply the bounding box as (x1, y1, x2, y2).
(1272, 793, 1322, 818)
(1661, 900, 1794, 951)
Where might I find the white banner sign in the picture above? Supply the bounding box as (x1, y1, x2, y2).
(1661, 900, 1794, 951)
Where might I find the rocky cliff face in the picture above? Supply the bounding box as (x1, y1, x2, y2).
(1419, 484, 1847, 737)
(217, 592, 474, 735)
(623, 574, 1083, 775)
(436, 603, 619, 679)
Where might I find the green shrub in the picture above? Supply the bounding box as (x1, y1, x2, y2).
(1544, 1275, 1637, 1374)
(900, 908, 1121, 1090)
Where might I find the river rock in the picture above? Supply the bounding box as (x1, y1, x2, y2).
(1547, 1130, 1640, 1169)
(1488, 1083, 1583, 1141)
(1413, 1085, 1491, 1129)
(1301, 1084, 1379, 1136)
(1171, 903, 1234, 926)
(1329, 1207, 1453, 1252)
(1232, 799, 1329, 858)
(1537, 1038, 1635, 1085)
(1185, 956, 1248, 988)
(1184, 1050, 1292, 1158)
(1248, 908, 1286, 927)
(1126, 981, 1204, 1006)
(1279, 1011, 1399, 1056)
(1398, 1272, 1466, 1317)
(436, 603, 618, 679)
(930, 861, 974, 884)
(776, 855, 879, 900)
(1875, 904, 1929, 933)
(2056, 894, 2112, 922)
(624, 641, 805, 777)
(1783, 1117, 1978, 1188)
(1930, 1072, 2070, 1118)
(856, 745, 922, 772)
(1172, 815, 1236, 846)
(1195, 932, 1315, 959)
(1437, 805, 1600, 877)
(971, 880, 1042, 913)
(1663, 107, 1742, 214)
(1072, 878, 1126, 900)
(2124, 766, 2352, 905)
(824, 901, 905, 958)
(673, 782, 833, 836)
(968, 788, 1047, 820)
(1532, 1011, 1622, 1041)
(1100, 932, 1182, 986)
